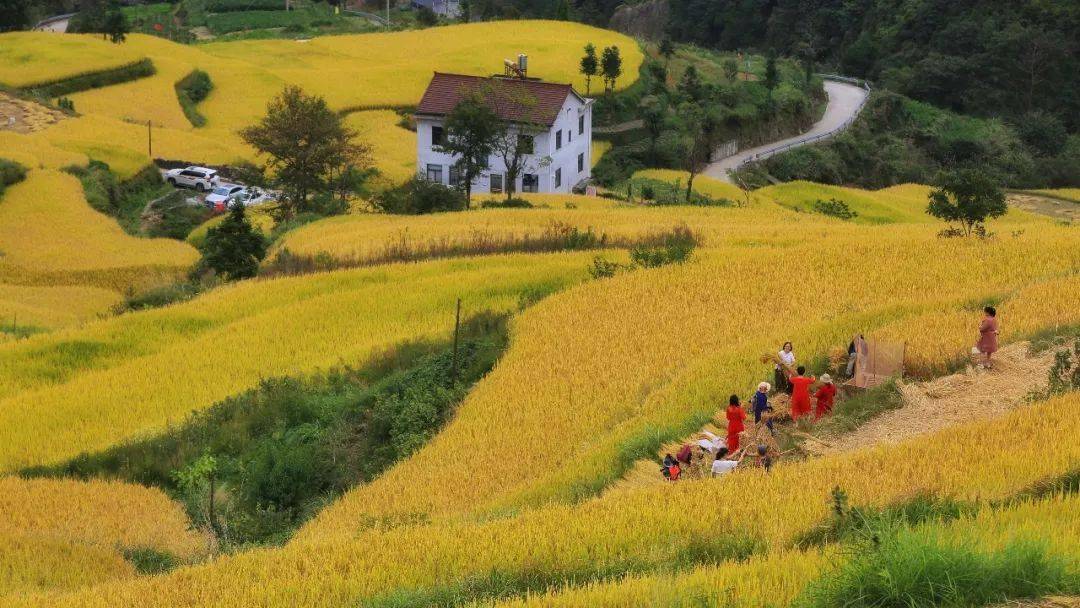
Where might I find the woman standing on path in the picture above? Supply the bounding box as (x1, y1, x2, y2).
(788, 366, 816, 420)
(977, 306, 1000, 369)
(775, 342, 796, 394)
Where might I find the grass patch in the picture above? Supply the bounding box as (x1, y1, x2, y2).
(63, 161, 171, 236)
(811, 379, 903, 436)
(24, 59, 156, 98)
(797, 532, 1078, 608)
(122, 546, 180, 575)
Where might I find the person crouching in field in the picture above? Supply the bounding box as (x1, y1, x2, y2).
(662, 453, 681, 481)
(711, 447, 739, 477)
(813, 374, 837, 421)
(977, 306, 1000, 370)
(788, 366, 816, 420)
(726, 395, 746, 452)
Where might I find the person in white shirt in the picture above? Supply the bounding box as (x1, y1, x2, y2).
(711, 447, 740, 477)
(696, 430, 725, 454)
(775, 341, 796, 394)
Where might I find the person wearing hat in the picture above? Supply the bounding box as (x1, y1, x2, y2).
(813, 374, 837, 421)
(751, 382, 771, 423)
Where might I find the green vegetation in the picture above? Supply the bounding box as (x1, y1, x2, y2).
(142, 190, 213, 240)
(0, 158, 27, 197)
(174, 69, 213, 128)
(122, 547, 180, 575)
(23, 58, 156, 98)
(196, 202, 268, 280)
(740, 91, 1080, 189)
(24, 314, 511, 546)
(797, 532, 1077, 608)
(63, 161, 172, 236)
(592, 45, 823, 187)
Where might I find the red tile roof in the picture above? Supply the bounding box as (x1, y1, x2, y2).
(415, 73, 580, 126)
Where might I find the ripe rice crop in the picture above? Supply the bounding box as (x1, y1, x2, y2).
(298, 218, 1075, 532)
(0, 170, 197, 291)
(0, 253, 590, 471)
(343, 110, 416, 185)
(0, 33, 145, 88)
(0, 284, 121, 329)
(10, 391, 1078, 607)
(1030, 188, 1080, 203)
(0, 476, 209, 596)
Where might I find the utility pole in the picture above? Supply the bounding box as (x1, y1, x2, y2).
(386, 0, 390, 28)
(450, 298, 461, 384)
(147, 120, 152, 159)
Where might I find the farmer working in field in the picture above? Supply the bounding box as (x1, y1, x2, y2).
(774, 342, 796, 394)
(711, 447, 740, 477)
(847, 334, 867, 377)
(752, 382, 770, 423)
(725, 395, 746, 452)
(788, 366, 816, 420)
(813, 374, 837, 421)
(976, 306, 1000, 370)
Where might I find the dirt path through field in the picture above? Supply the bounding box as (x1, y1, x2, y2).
(806, 342, 1054, 456)
(1008, 192, 1080, 222)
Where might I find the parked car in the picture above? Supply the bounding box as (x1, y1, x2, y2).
(205, 184, 246, 211)
(241, 187, 277, 206)
(164, 166, 219, 191)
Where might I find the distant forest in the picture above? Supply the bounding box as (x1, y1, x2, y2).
(467, 0, 1079, 137)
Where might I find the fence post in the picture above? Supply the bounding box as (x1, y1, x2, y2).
(450, 298, 462, 384)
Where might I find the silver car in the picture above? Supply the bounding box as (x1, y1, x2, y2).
(205, 184, 247, 210)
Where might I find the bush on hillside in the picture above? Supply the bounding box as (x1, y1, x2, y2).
(0, 159, 27, 196)
(372, 176, 468, 214)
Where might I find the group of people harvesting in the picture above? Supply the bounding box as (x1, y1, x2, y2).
(661, 307, 1002, 481)
(660, 338, 849, 481)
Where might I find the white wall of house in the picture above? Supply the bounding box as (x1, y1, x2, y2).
(415, 95, 592, 196)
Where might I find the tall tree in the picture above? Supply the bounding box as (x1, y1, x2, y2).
(0, 0, 31, 30)
(579, 44, 598, 96)
(489, 86, 543, 201)
(926, 169, 1007, 236)
(678, 101, 720, 202)
(240, 86, 370, 218)
(677, 64, 703, 101)
(437, 91, 500, 203)
(198, 203, 269, 280)
(764, 50, 779, 91)
(600, 45, 623, 92)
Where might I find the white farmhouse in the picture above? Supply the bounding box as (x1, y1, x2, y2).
(415, 71, 593, 196)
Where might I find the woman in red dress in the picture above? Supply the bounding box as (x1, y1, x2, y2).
(977, 306, 1000, 369)
(725, 395, 746, 452)
(788, 366, 816, 420)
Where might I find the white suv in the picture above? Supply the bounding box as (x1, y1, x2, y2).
(165, 166, 219, 192)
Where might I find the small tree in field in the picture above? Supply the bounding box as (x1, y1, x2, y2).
(104, 9, 129, 43)
(579, 44, 598, 96)
(240, 86, 369, 218)
(926, 169, 1007, 236)
(601, 45, 623, 92)
(437, 91, 500, 203)
(199, 203, 268, 280)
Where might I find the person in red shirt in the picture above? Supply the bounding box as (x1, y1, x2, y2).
(788, 366, 816, 420)
(725, 394, 746, 452)
(813, 373, 837, 421)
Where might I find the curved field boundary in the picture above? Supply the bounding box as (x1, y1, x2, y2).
(22, 59, 157, 98)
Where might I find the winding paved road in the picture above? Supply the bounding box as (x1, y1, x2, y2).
(704, 80, 869, 182)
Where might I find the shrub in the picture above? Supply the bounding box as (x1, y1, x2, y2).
(630, 225, 695, 268)
(0, 158, 27, 196)
(25, 59, 156, 98)
(175, 70, 213, 127)
(373, 176, 468, 214)
(812, 198, 858, 220)
(123, 547, 180, 575)
(479, 197, 534, 208)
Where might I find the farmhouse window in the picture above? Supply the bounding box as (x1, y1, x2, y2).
(490, 173, 503, 193)
(449, 165, 462, 187)
(578, 114, 584, 135)
(519, 134, 534, 154)
(426, 164, 443, 184)
(577, 153, 584, 173)
(555, 168, 562, 188)
(555, 130, 562, 150)
(522, 173, 539, 193)
(431, 125, 445, 147)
